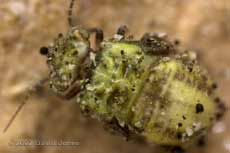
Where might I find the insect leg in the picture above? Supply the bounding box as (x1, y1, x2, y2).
(58, 80, 82, 99)
(88, 28, 104, 52)
(89, 28, 104, 44)
(116, 25, 128, 37)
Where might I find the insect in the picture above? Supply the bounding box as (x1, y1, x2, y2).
(4, 0, 227, 152)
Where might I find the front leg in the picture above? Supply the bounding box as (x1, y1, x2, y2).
(116, 25, 128, 36)
(89, 28, 104, 52)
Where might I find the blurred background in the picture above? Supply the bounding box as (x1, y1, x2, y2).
(0, 0, 230, 153)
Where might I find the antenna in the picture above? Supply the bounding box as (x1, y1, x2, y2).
(68, 0, 76, 27)
(3, 78, 48, 133)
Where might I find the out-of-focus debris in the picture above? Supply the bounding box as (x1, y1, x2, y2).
(212, 121, 226, 134)
(224, 139, 230, 152)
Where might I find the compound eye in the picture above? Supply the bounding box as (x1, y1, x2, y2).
(40, 46, 49, 56)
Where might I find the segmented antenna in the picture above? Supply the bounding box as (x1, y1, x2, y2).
(3, 78, 48, 133)
(68, 0, 76, 27)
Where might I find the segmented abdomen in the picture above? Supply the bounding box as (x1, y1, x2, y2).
(132, 58, 215, 146)
(78, 41, 215, 147)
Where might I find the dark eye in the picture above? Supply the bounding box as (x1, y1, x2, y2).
(40, 46, 49, 55)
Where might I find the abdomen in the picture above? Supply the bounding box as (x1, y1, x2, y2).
(78, 41, 216, 147)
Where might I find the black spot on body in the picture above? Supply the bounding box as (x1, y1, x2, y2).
(120, 50, 124, 55)
(196, 103, 204, 114)
(188, 66, 193, 72)
(177, 132, 182, 140)
(178, 123, 183, 127)
(182, 115, 186, 120)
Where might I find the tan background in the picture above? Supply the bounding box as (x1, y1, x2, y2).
(0, 0, 230, 153)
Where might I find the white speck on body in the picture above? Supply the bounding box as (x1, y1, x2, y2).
(192, 122, 202, 131)
(131, 107, 136, 112)
(119, 121, 125, 127)
(134, 121, 142, 128)
(186, 127, 193, 137)
(182, 133, 188, 142)
(68, 64, 75, 70)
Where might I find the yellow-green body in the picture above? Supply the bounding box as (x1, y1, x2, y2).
(42, 2, 225, 149)
(78, 41, 216, 147)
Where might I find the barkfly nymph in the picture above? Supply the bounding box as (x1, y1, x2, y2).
(4, 0, 227, 152)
